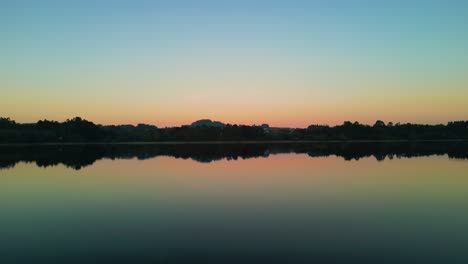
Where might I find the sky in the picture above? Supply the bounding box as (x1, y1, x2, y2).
(2, 0, 468, 127)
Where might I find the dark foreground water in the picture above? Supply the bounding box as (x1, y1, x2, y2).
(1, 142, 468, 263)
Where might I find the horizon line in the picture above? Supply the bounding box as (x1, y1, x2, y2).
(2, 116, 467, 129)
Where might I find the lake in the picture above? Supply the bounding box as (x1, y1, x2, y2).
(1, 142, 468, 263)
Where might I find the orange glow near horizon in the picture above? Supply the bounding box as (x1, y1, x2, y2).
(3, 99, 467, 128)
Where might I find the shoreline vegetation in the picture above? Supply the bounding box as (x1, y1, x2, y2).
(1, 139, 467, 146)
(1, 117, 467, 143)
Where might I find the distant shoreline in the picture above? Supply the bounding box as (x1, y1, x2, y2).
(1, 117, 467, 143)
(1, 139, 467, 146)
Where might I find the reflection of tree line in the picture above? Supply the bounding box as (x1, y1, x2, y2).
(1, 142, 467, 170)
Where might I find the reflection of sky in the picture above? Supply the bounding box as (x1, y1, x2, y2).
(2, 154, 468, 261)
(2, 1, 468, 127)
(2, 154, 468, 208)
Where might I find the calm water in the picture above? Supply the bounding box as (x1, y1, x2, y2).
(1, 142, 468, 263)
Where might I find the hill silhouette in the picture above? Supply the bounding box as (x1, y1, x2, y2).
(190, 119, 226, 128)
(0, 117, 467, 143)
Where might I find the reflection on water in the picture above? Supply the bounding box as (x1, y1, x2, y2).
(1, 141, 467, 170)
(0, 143, 468, 263)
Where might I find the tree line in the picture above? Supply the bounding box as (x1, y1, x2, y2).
(0, 117, 467, 143)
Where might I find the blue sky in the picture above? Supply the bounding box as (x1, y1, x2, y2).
(2, 0, 468, 126)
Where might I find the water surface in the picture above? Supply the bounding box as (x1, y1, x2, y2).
(1, 142, 468, 263)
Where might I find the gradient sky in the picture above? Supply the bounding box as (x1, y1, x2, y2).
(2, 0, 468, 127)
